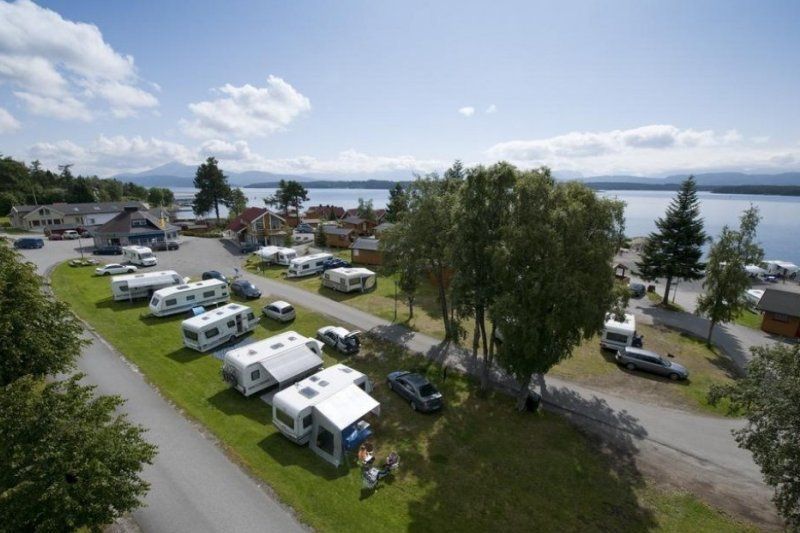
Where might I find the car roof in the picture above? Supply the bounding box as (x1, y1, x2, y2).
(402, 373, 429, 386)
(270, 300, 292, 309)
(624, 347, 660, 358)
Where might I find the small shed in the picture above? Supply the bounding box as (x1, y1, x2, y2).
(323, 226, 355, 248)
(613, 263, 628, 280)
(756, 289, 800, 338)
(350, 237, 383, 266)
(310, 384, 381, 467)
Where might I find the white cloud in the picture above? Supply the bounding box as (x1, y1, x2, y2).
(182, 75, 311, 138)
(458, 106, 475, 117)
(0, 0, 158, 120)
(486, 124, 800, 176)
(485, 104, 497, 114)
(0, 106, 20, 133)
(199, 139, 253, 161)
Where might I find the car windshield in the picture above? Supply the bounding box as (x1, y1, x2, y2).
(282, 306, 294, 314)
(418, 384, 438, 397)
(662, 359, 671, 367)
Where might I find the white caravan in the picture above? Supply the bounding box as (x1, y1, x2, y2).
(745, 289, 764, 308)
(286, 253, 333, 278)
(272, 364, 378, 466)
(122, 245, 157, 267)
(321, 267, 376, 293)
(762, 260, 798, 279)
(182, 303, 259, 352)
(255, 245, 297, 265)
(221, 331, 324, 397)
(148, 279, 229, 317)
(744, 264, 768, 278)
(111, 270, 184, 301)
(600, 313, 639, 351)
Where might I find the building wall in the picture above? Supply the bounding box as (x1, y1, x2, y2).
(761, 312, 800, 338)
(351, 248, 383, 265)
(19, 209, 119, 230)
(93, 230, 178, 248)
(325, 233, 352, 248)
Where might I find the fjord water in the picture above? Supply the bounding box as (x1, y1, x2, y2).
(172, 187, 800, 264)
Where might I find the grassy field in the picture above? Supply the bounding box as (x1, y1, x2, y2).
(734, 308, 762, 329)
(50, 261, 756, 532)
(551, 324, 739, 415)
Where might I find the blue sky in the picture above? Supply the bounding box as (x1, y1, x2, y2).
(1, 0, 799, 177)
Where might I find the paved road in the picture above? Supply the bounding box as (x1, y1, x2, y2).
(14, 238, 305, 533)
(17, 236, 781, 527)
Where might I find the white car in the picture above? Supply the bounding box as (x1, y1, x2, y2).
(62, 230, 80, 240)
(262, 300, 296, 322)
(95, 263, 137, 276)
(317, 326, 361, 354)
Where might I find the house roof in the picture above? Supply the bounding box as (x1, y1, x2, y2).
(342, 215, 366, 225)
(227, 207, 268, 233)
(94, 207, 178, 236)
(323, 226, 354, 236)
(756, 289, 800, 317)
(13, 201, 146, 217)
(305, 204, 345, 219)
(350, 237, 380, 251)
(374, 222, 394, 233)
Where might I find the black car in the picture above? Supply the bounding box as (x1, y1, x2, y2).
(240, 242, 260, 254)
(13, 237, 44, 249)
(152, 240, 179, 251)
(321, 257, 351, 271)
(231, 279, 262, 299)
(386, 371, 444, 412)
(92, 245, 123, 255)
(629, 282, 646, 298)
(202, 270, 229, 284)
(295, 223, 315, 234)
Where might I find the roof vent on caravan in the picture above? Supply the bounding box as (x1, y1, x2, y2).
(177, 284, 189, 290)
(339, 367, 353, 373)
(270, 342, 285, 350)
(319, 380, 329, 387)
(309, 376, 320, 382)
(299, 387, 318, 399)
(201, 316, 210, 321)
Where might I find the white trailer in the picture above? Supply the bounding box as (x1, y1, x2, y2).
(181, 303, 259, 352)
(272, 364, 378, 466)
(122, 245, 157, 267)
(762, 260, 798, 279)
(745, 289, 764, 308)
(111, 270, 185, 301)
(148, 279, 229, 317)
(221, 331, 324, 396)
(286, 252, 333, 278)
(321, 267, 376, 293)
(600, 313, 639, 351)
(255, 245, 297, 265)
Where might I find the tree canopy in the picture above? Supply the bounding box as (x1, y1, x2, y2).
(384, 183, 408, 223)
(709, 344, 800, 529)
(636, 176, 707, 304)
(193, 157, 232, 221)
(356, 197, 376, 222)
(265, 180, 309, 222)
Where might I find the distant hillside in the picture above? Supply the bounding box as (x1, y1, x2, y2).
(580, 172, 800, 187)
(708, 185, 800, 196)
(245, 179, 407, 190)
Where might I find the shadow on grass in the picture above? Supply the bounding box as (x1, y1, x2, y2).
(677, 332, 741, 379)
(257, 432, 350, 481)
(95, 297, 149, 312)
(207, 387, 271, 425)
(165, 347, 206, 363)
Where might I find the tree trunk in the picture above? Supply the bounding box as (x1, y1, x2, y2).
(478, 306, 488, 360)
(662, 276, 673, 305)
(408, 296, 414, 319)
(706, 320, 716, 345)
(515, 373, 534, 411)
(481, 321, 495, 391)
(436, 265, 450, 339)
(472, 314, 480, 359)
(214, 198, 220, 223)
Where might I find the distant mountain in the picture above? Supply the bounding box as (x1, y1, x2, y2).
(112, 163, 312, 187)
(578, 172, 800, 187)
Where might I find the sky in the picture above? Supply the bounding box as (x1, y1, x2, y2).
(1, 0, 799, 178)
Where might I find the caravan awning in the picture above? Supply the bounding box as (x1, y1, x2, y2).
(262, 346, 323, 385)
(314, 384, 380, 431)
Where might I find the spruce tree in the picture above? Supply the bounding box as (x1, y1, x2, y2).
(636, 176, 707, 305)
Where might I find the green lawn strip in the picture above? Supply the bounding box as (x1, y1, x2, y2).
(646, 291, 685, 312)
(552, 324, 738, 416)
(52, 261, 755, 532)
(734, 308, 762, 329)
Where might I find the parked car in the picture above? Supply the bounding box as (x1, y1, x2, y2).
(629, 282, 646, 298)
(202, 270, 229, 284)
(231, 279, 262, 299)
(386, 371, 444, 412)
(95, 263, 137, 276)
(295, 223, 314, 234)
(62, 230, 80, 240)
(262, 300, 295, 322)
(240, 242, 260, 254)
(321, 257, 351, 271)
(48, 233, 64, 241)
(92, 245, 123, 255)
(615, 347, 689, 381)
(316, 326, 361, 354)
(80, 230, 91, 238)
(13, 237, 45, 249)
(151, 240, 179, 251)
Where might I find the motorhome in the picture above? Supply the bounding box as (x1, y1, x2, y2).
(122, 245, 157, 267)
(286, 253, 333, 278)
(148, 279, 229, 317)
(321, 267, 376, 293)
(221, 331, 324, 397)
(111, 270, 184, 301)
(762, 260, 798, 279)
(745, 264, 767, 278)
(272, 364, 378, 466)
(600, 313, 641, 351)
(182, 303, 259, 352)
(255, 246, 297, 266)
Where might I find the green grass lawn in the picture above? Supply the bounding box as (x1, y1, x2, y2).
(734, 308, 762, 329)
(646, 291, 686, 312)
(51, 261, 756, 532)
(552, 324, 739, 416)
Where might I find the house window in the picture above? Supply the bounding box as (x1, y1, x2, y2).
(206, 327, 220, 339)
(353, 250, 360, 257)
(772, 313, 790, 323)
(132, 219, 148, 227)
(32, 220, 40, 227)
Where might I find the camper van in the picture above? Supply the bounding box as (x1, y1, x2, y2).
(272, 364, 379, 466)
(600, 313, 641, 351)
(122, 245, 157, 267)
(762, 260, 798, 279)
(286, 253, 334, 278)
(148, 279, 229, 317)
(321, 267, 376, 293)
(110, 270, 184, 301)
(181, 303, 259, 352)
(255, 246, 297, 266)
(221, 331, 324, 396)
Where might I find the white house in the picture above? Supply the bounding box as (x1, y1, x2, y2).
(181, 304, 259, 352)
(8, 201, 147, 231)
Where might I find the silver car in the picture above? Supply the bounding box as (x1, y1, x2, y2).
(615, 347, 689, 381)
(262, 300, 295, 322)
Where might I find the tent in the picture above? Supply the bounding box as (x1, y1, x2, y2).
(310, 384, 380, 466)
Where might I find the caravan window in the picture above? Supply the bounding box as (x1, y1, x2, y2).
(302, 264, 309, 270)
(150, 297, 160, 306)
(605, 332, 629, 344)
(205, 327, 219, 339)
(348, 278, 361, 287)
(186, 295, 195, 301)
(275, 408, 294, 430)
(203, 290, 215, 298)
(165, 298, 177, 307)
(119, 284, 129, 292)
(227, 320, 236, 328)
(303, 414, 313, 428)
(250, 369, 261, 381)
(246, 312, 256, 321)
(184, 330, 198, 341)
